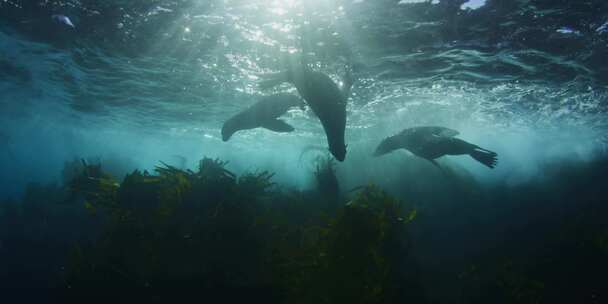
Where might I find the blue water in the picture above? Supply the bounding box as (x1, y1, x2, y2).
(1, 0, 608, 302)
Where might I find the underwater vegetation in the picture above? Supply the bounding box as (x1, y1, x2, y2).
(1, 156, 607, 303)
(313, 155, 340, 203)
(447, 158, 608, 304)
(264, 184, 423, 304)
(55, 157, 425, 303)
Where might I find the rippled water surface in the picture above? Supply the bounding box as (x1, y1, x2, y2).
(0, 1, 607, 213)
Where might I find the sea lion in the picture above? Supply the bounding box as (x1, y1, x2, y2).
(221, 93, 304, 141)
(259, 61, 353, 161)
(373, 126, 498, 169)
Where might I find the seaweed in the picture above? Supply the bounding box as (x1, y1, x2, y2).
(155, 162, 192, 219)
(266, 185, 421, 304)
(197, 157, 235, 182)
(57, 157, 426, 303)
(238, 170, 275, 199)
(314, 155, 340, 198)
(3, 153, 608, 303)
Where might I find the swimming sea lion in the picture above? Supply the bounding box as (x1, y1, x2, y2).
(221, 93, 304, 141)
(373, 126, 498, 169)
(259, 61, 353, 161)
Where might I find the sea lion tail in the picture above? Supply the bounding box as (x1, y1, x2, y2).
(469, 148, 498, 169)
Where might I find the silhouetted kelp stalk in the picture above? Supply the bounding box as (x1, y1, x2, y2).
(59, 157, 423, 303)
(314, 155, 340, 204)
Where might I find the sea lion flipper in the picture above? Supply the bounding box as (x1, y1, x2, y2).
(428, 159, 441, 169)
(261, 119, 295, 133)
(470, 148, 498, 169)
(258, 72, 289, 90)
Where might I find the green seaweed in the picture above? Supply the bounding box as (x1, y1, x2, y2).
(68, 159, 120, 219)
(59, 158, 425, 303)
(266, 185, 418, 304)
(238, 170, 275, 199)
(314, 155, 340, 203)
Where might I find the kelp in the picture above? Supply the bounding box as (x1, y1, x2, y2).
(197, 157, 235, 182)
(6, 155, 608, 303)
(314, 155, 340, 202)
(458, 198, 608, 304)
(266, 185, 420, 304)
(238, 171, 275, 199)
(459, 258, 545, 304)
(59, 157, 425, 303)
(68, 159, 120, 217)
(155, 162, 192, 218)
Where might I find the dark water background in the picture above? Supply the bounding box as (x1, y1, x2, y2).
(1, 0, 608, 303)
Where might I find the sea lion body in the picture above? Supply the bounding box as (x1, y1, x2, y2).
(374, 126, 498, 169)
(221, 93, 303, 141)
(292, 70, 347, 161)
(260, 66, 351, 161)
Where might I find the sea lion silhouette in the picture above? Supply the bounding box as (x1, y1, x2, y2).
(259, 60, 353, 161)
(373, 126, 498, 169)
(221, 93, 304, 141)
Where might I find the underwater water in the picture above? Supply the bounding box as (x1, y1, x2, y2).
(1, 0, 607, 303)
